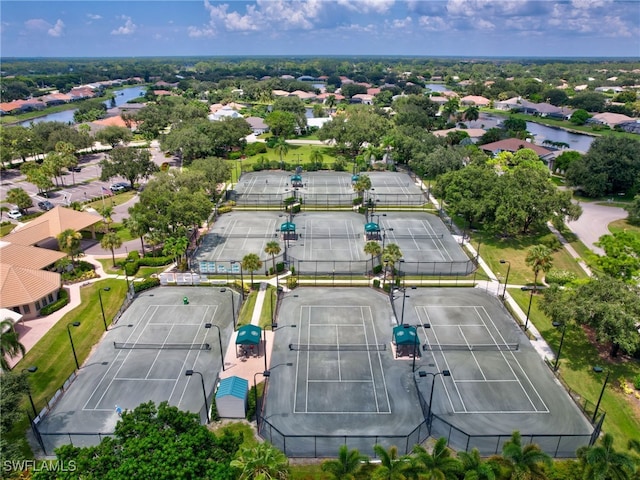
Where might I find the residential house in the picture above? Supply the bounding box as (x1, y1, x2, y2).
(432, 128, 486, 143)
(480, 138, 554, 165)
(588, 112, 634, 128)
(208, 105, 243, 121)
(460, 95, 491, 107)
(245, 116, 269, 135)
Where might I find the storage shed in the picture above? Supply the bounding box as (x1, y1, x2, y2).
(215, 376, 248, 418)
(393, 325, 420, 358)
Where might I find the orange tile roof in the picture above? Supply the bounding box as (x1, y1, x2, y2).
(0, 264, 61, 308)
(0, 242, 66, 269)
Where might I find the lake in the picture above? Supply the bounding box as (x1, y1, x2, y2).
(19, 85, 146, 126)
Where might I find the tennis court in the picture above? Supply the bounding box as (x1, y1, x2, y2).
(36, 288, 235, 453)
(231, 171, 427, 206)
(260, 287, 594, 457)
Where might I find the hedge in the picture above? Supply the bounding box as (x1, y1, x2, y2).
(40, 288, 70, 316)
(133, 277, 160, 293)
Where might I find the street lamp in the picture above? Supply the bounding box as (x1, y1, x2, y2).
(220, 288, 236, 329)
(253, 370, 270, 429)
(499, 259, 511, 300)
(524, 288, 534, 332)
(204, 323, 225, 371)
(22, 366, 38, 417)
(66, 322, 81, 370)
(418, 370, 451, 429)
(98, 287, 111, 331)
(592, 369, 610, 423)
(185, 370, 209, 423)
(553, 322, 567, 372)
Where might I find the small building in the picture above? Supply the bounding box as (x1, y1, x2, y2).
(393, 325, 420, 358)
(215, 376, 248, 418)
(236, 324, 262, 358)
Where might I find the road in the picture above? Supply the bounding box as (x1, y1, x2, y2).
(566, 201, 628, 255)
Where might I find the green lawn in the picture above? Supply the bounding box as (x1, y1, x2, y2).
(508, 289, 640, 450)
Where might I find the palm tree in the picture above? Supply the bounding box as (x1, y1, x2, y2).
(163, 236, 189, 269)
(230, 441, 290, 480)
(321, 444, 367, 479)
(364, 240, 382, 275)
(442, 98, 460, 123)
(412, 438, 462, 480)
(501, 431, 552, 480)
(577, 433, 636, 480)
(273, 138, 289, 169)
(264, 241, 282, 276)
(525, 245, 554, 292)
(124, 215, 147, 256)
(57, 229, 83, 267)
(457, 448, 500, 480)
(101, 231, 123, 268)
(382, 243, 403, 287)
(463, 106, 480, 122)
(372, 444, 408, 480)
(242, 253, 263, 289)
(1, 319, 25, 371)
(309, 149, 324, 169)
(145, 230, 164, 257)
(354, 174, 372, 207)
(98, 204, 114, 233)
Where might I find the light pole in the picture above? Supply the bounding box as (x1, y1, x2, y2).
(67, 321, 81, 370)
(22, 366, 38, 417)
(499, 259, 511, 300)
(220, 288, 236, 329)
(98, 287, 110, 331)
(253, 370, 270, 429)
(185, 370, 209, 423)
(553, 322, 567, 371)
(204, 323, 225, 371)
(524, 288, 534, 332)
(418, 370, 451, 429)
(592, 369, 610, 423)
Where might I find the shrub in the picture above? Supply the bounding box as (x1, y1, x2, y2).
(244, 143, 267, 156)
(133, 277, 160, 293)
(353, 197, 363, 205)
(540, 235, 562, 251)
(127, 250, 140, 261)
(228, 151, 242, 160)
(266, 137, 278, 148)
(634, 375, 640, 390)
(287, 277, 298, 289)
(373, 279, 380, 289)
(373, 264, 383, 275)
(291, 204, 301, 214)
(217, 206, 233, 214)
(124, 261, 139, 276)
(40, 289, 69, 315)
(545, 269, 578, 285)
(283, 196, 297, 206)
(139, 255, 172, 267)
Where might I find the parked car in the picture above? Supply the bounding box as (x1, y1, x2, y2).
(7, 209, 22, 220)
(38, 200, 54, 211)
(110, 182, 130, 192)
(69, 165, 82, 172)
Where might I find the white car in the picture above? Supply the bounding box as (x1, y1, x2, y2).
(7, 209, 22, 220)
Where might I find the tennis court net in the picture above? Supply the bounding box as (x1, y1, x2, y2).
(113, 342, 211, 350)
(289, 343, 387, 352)
(424, 343, 519, 351)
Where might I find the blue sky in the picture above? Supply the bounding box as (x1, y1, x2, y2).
(1, 0, 639, 58)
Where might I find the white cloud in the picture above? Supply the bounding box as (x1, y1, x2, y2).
(48, 19, 65, 37)
(337, 0, 395, 14)
(391, 16, 412, 29)
(188, 25, 216, 38)
(111, 16, 137, 35)
(417, 16, 448, 32)
(87, 14, 102, 20)
(25, 18, 50, 31)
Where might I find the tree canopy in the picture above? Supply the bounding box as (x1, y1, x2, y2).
(33, 401, 242, 480)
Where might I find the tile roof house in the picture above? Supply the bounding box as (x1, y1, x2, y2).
(480, 138, 553, 161)
(588, 112, 634, 128)
(208, 105, 243, 121)
(245, 116, 269, 135)
(432, 128, 486, 142)
(0, 207, 100, 319)
(460, 95, 491, 107)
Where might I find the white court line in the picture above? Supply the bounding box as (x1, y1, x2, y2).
(293, 307, 304, 413)
(458, 325, 487, 381)
(455, 379, 520, 383)
(421, 220, 452, 261)
(366, 306, 391, 414)
(305, 306, 311, 413)
(361, 307, 380, 413)
(476, 307, 549, 413)
(336, 324, 342, 381)
(429, 318, 467, 413)
(308, 380, 373, 383)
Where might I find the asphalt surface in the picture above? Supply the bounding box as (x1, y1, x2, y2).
(566, 201, 628, 255)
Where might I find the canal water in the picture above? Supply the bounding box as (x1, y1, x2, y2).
(19, 85, 146, 126)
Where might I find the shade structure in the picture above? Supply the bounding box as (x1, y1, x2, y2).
(236, 324, 262, 346)
(352, 174, 360, 182)
(290, 174, 302, 182)
(280, 222, 296, 233)
(364, 222, 380, 233)
(393, 325, 418, 346)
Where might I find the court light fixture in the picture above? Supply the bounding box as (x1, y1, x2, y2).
(67, 322, 81, 370)
(21, 366, 38, 418)
(419, 370, 451, 429)
(185, 370, 209, 423)
(499, 259, 511, 300)
(204, 323, 225, 371)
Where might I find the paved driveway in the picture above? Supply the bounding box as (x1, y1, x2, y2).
(566, 201, 628, 255)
